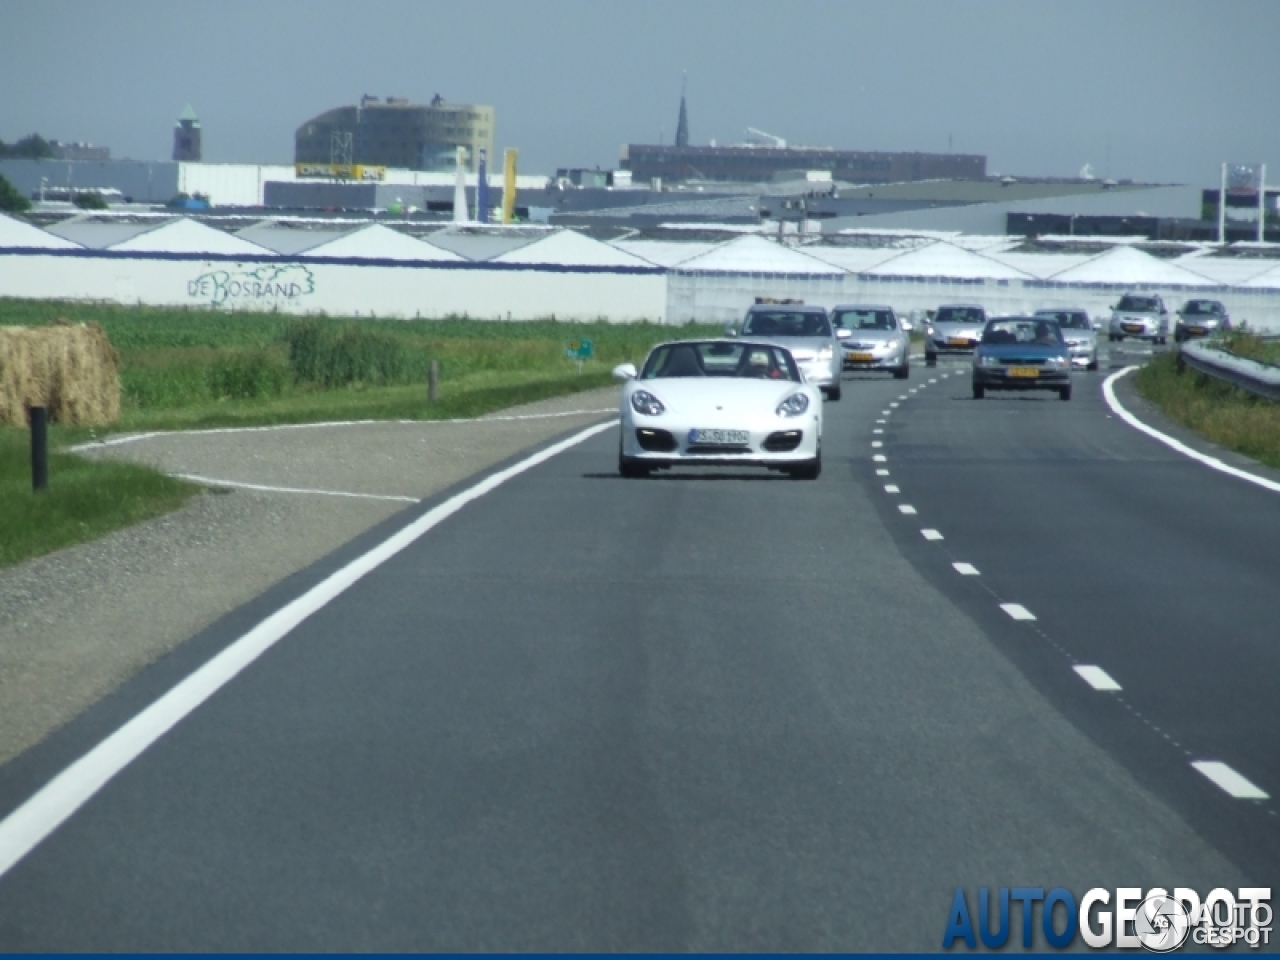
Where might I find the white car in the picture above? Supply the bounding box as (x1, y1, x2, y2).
(613, 339, 823, 479)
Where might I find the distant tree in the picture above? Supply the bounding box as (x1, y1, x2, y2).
(0, 173, 31, 213)
(73, 191, 108, 210)
(0, 134, 54, 159)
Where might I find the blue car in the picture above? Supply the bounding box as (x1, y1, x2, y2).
(971, 317, 1073, 401)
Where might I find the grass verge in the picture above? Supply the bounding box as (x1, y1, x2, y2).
(0, 428, 199, 569)
(1133, 351, 1280, 469)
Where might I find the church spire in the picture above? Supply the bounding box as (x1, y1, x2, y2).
(675, 72, 689, 148)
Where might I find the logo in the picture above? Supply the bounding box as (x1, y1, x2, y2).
(187, 264, 315, 306)
(1134, 894, 1190, 953)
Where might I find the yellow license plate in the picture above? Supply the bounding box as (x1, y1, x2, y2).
(1188, 326, 1206, 334)
(1123, 324, 1143, 333)
(848, 352, 874, 362)
(1008, 366, 1040, 378)
(947, 337, 970, 346)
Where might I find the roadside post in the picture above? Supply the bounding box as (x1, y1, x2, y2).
(565, 339, 594, 374)
(30, 406, 48, 491)
(428, 359, 439, 403)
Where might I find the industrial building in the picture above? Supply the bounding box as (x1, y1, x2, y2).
(295, 95, 494, 173)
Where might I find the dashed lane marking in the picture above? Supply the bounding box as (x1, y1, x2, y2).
(1191, 762, 1270, 800)
(1000, 603, 1036, 621)
(898, 504, 917, 515)
(875, 469, 890, 476)
(884, 484, 900, 493)
(873, 428, 884, 434)
(1073, 665, 1123, 691)
(952, 562, 980, 575)
(873, 454, 887, 462)
(921, 529, 943, 540)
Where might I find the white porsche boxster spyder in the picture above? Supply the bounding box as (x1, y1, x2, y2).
(612, 339, 823, 479)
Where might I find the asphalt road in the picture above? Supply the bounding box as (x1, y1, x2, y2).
(0, 349, 1271, 950)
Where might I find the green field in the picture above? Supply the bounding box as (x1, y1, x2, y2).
(0, 299, 717, 567)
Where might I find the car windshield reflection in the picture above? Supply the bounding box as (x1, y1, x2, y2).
(742, 312, 832, 337)
(641, 342, 802, 382)
(982, 319, 1065, 346)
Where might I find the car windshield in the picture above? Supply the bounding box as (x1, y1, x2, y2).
(834, 309, 895, 331)
(742, 311, 832, 337)
(1184, 301, 1221, 315)
(1035, 310, 1090, 330)
(640, 341, 801, 381)
(935, 307, 983, 324)
(1118, 295, 1159, 312)
(982, 319, 1064, 346)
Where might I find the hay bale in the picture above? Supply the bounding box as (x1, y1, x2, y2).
(0, 322, 120, 426)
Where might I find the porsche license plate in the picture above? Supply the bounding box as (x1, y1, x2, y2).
(1007, 366, 1040, 378)
(689, 428, 748, 446)
(848, 352, 874, 362)
(947, 337, 970, 346)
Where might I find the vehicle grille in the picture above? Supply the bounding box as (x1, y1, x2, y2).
(635, 428, 677, 452)
(763, 430, 803, 452)
(686, 445, 751, 455)
(1000, 358, 1045, 366)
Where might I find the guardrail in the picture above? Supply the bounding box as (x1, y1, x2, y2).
(1178, 338, 1280, 401)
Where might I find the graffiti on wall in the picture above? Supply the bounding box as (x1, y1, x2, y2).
(188, 264, 315, 306)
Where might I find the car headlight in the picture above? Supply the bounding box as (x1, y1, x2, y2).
(630, 390, 665, 416)
(777, 392, 810, 418)
(816, 345, 833, 361)
(1045, 356, 1067, 368)
(978, 354, 1001, 367)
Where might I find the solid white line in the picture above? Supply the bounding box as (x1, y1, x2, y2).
(953, 562, 980, 575)
(898, 504, 917, 515)
(884, 484, 900, 493)
(0, 419, 616, 881)
(873, 454, 887, 462)
(1073, 665, 1122, 691)
(175, 474, 420, 503)
(1191, 761, 1270, 800)
(1103, 368, 1280, 495)
(875, 468, 890, 476)
(921, 528, 943, 540)
(1000, 603, 1036, 621)
(70, 408, 618, 452)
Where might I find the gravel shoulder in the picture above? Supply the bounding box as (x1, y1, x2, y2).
(0, 388, 619, 767)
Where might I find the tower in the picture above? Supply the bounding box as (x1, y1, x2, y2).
(675, 74, 689, 148)
(172, 104, 201, 162)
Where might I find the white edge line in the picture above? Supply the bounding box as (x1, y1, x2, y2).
(0, 419, 616, 880)
(1103, 367, 1280, 494)
(174, 475, 420, 504)
(69, 408, 618, 452)
(1073, 664, 1122, 691)
(1191, 761, 1270, 800)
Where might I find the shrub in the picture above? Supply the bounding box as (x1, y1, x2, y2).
(286, 319, 417, 388)
(207, 352, 289, 400)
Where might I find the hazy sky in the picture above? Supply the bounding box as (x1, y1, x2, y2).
(3, 0, 1277, 185)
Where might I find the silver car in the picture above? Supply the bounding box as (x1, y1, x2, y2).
(1175, 299, 1231, 342)
(728, 303, 844, 401)
(831, 304, 911, 380)
(1109, 292, 1170, 344)
(924, 304, 988, 367)
(1034, 308, 1098, 371)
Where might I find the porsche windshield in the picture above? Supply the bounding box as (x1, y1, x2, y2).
(741, 311, 832, 337)
(834, 309, 896, 331)
(935, 307, 983, 324)
(641, 342, 801, 381)
(982, 319, 1064, 346)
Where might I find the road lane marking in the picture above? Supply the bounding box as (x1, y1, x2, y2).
(909, 388, 918, 393)
(929, 379, 938, 384)
(875, 418, 886, 423)
(898, 504, 917, 515)
(0, 419, 617, 882)
(872, 441, 883, 448)
(898, 395, 908, 400)
(873, 454, 887, 462)
(889, 402, 899, 408)
(921, 529, 943, 540)
(1073, 665, 1122, 691)
(953, 562, 980, 575)
(881, 409, 891, 415)
(174, 475, 420, 503)
(873, 428, 884, 434)
(70, 408, 619, 452)
(1000, 603, 1036, 621)
(1104, 367, 1280, 495)
(884, 484, 900, 493)
(875, 469, 890, 476)
(1191, 761, 1270, 800)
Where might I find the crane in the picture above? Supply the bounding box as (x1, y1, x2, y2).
(745, 127, 787, 149)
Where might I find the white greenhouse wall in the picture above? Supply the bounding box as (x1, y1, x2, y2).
(0, 252, 668, 323)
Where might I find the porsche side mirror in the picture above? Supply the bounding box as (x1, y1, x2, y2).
(835, 327, 852, 340)
(612, 363, 637, 381)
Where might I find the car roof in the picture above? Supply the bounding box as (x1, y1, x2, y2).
(832, 304, 895, 312)
(746, 303, 827, 313)
(647, 337, 795, 352)
(1034, 307, 1089, 314)
(937, 303, 985, 309)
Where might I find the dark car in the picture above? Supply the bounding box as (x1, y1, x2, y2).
(972, 317, 1073, 401)
(1175, 299, 1231, 342)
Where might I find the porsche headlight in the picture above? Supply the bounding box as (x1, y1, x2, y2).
(777, 393, 810, 418)
(630, 390, 665, 416)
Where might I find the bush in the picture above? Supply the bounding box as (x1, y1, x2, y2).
(73, 191, 108, 210)
(207, 352, 289, 399)
(286, 319, 419, 388)
(0, 173, 30, 213)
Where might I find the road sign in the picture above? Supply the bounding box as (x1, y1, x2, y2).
(565, 339, 594, 361)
